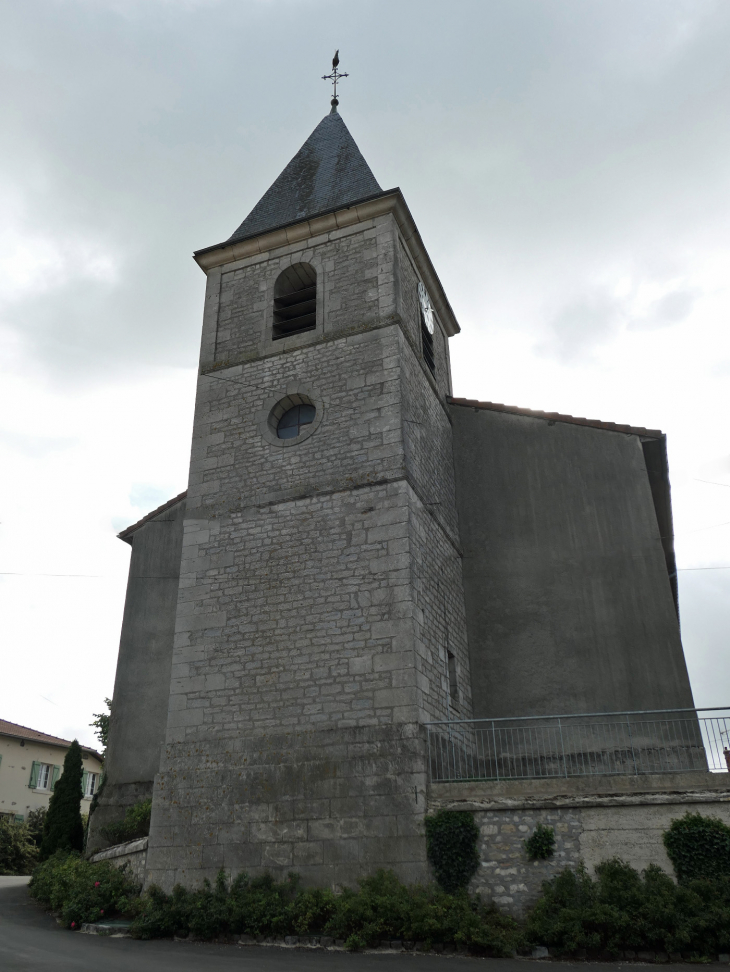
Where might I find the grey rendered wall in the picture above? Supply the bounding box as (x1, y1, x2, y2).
(87, 499, 185, 851)
(450, 405, 694, 719)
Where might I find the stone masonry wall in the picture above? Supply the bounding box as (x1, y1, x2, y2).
(472, 807, 583, 916)
(432, 776, 730, 917)
(470, 800, 730, 917)
(145, 212, 470, 891)
(396, 238, 450, 398)
(146, 724, 429, 891)
(213, 214, 397, 369)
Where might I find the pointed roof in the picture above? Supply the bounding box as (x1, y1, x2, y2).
(228, 111, 383, 244)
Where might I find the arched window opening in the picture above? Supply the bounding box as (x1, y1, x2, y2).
(273, 263, 317, 340)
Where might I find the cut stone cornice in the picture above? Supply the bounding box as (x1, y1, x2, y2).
(194, 190, 460, 337)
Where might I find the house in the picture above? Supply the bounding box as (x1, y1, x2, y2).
(0, 719, 103, 822)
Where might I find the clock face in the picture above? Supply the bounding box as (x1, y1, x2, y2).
(418, 281, 435, 334)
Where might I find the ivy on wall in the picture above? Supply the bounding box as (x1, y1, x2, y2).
(424, 810, 480, 893)
(524, 823, 556, 861)
(663, 812, 730, 882)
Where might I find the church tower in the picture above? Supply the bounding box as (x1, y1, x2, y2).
(143, 107, 471, 889)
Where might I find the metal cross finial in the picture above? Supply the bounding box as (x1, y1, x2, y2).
(322, 49, 348, 112)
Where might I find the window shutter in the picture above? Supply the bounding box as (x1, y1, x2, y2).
(14, 814, 24, 823)
(82, 771, 89, 796)
(50, 765, 61, 790)
(29, 762, 40, 788)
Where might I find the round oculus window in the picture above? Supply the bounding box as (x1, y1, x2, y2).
(276, 403, 316, 439)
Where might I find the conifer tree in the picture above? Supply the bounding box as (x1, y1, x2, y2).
(40, 739, 84, 859)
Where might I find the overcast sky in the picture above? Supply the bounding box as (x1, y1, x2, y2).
(1, 0, 728, 749)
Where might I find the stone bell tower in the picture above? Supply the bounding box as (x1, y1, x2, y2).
(143, 107, 471, 890)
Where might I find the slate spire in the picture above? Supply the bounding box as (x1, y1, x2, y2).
(228, 113, 382, 244)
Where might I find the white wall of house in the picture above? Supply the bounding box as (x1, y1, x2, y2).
(0, 733, 103, 822)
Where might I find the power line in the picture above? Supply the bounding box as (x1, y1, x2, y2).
(0, 572, 105, 577)
(677, 566, 730, 571)
(695, 479, 730, 489)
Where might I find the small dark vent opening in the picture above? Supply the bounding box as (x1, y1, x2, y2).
(421, 310, 436, 376)
(273, 263, 317, 340)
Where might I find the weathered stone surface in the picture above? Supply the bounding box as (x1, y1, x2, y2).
(449, 777, 730, 917)
(144, 212, 468, 889)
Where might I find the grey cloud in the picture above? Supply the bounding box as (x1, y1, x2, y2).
(536, 289, 624, 361)
(2, 0, 730, 383)
(629, 288, 699, 331)
(0, 429, 77, 458)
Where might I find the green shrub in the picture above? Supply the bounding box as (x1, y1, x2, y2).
(40, 740, 84, 860)
(323, 868, 518, 954)
(131, 867, 519, 953)
(663, 812, 730, 883)
(424, 810, 480, 893)
(0, 818, 39, 875)
(26, 808, 47, 847)
(525, 823, 556, 860)
(525, 858, 730, 958)
(99, 799, 152, 845)
(29, 851, 141, 929)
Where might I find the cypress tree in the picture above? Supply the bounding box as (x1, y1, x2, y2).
(40, 739, 85, 859)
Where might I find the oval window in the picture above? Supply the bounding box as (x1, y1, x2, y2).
(276, 403, 316, 440)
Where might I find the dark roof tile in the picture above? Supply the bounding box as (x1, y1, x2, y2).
(228, 111, 382, 244)
(0, 718, 102, 757)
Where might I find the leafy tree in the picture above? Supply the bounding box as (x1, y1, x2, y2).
(0, 818, 39, 875)
(90, 698, 112, 757)
(40, 740, 85, 860)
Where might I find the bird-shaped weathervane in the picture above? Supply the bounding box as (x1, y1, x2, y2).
(322, 50, 348, 112)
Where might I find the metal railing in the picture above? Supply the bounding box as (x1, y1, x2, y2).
(425, 707, 730, 783)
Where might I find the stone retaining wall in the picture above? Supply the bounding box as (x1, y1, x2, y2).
(88, 836, 148, 884)
(430, 772, 730, 916)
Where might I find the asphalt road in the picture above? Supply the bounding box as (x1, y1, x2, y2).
(0, 876, 709, 972)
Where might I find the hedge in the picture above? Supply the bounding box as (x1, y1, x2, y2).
(525, 858, 730, 958)
(29, 856, 518, 954)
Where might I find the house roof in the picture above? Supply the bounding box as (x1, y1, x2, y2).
(448, 397, 663, 439)
(117, 490, 187, 544)
(0, 719, 102, 758)
(225, 111, 383, 245)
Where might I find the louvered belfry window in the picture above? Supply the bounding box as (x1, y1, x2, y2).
(272, 263, 317, 340)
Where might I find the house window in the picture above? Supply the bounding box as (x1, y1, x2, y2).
(29, 761, 59, 791)
(447, 651, 459, 703)
(36, 763, 52, 790)
(84, 773, 99, 798)
(272, 263, 317, 340)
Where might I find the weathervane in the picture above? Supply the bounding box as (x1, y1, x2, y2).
(322, 50, 348, 112)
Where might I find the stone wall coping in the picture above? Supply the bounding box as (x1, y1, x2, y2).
(430, 771, 727, 800)
(88, 836, 148, 862)
(429, 788, 730, 813)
